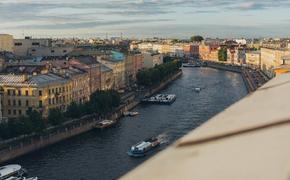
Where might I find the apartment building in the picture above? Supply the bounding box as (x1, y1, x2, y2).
(0, 74, 72, 118)
(143, 52, 163, 69)
(261, 48, 290, 77)
(0, 34, 14, 52)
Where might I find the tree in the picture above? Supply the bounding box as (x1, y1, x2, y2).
(66, 102, 82, 119)
(190, 35, 204, 42)
(48, 108, 64, 126)
(218, 47, 227, 62)
(27, 110, 45, 132)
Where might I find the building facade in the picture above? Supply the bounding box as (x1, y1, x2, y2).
(0, 34, 14, 52)
(143, 52, 163, 68)
(246, 51, 261, 68)
(0, 74, 72, 118)
(261, 48, 290, 77)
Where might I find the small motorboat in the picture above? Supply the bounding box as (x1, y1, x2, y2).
(194, 87, 201, 92)
(94, 120, 116, 129)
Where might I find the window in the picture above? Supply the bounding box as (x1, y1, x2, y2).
(52, 98, 55, 104)
(19, 110, 22, 115)
(51, 50, 55, 53)
(12, 90, 16, 96)
(48, 89, 51, 95)
(25, 90, 29, 96)
(39, 100, 42, 108)
(13, 110, 16, 115)
(31, 49, 36, 52)
(8, 109, 11, 115)
(49, 98, 51, 105)
(32, 42, 40, 46)
(13, 100, 16, 106)
(39, 90, 42, 96)
(26, 100, 29, 107)
(63, 50, 67, 53)
(18, 100, 21, 106)
(18, 90, 21, 96)
(8, 100, 11, 106)
(14, 42, 22, 46)
(7, 90, 11, 96)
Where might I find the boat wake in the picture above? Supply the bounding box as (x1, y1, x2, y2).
(157, 133, 169, 145)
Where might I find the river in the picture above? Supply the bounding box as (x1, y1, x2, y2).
(9, 67, 248, 180)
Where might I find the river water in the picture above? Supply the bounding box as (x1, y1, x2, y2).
(9, 67, 247, 180)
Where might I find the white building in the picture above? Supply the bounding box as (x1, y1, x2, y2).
(143, 52, 163, 68)
(14, 37, 52, 56)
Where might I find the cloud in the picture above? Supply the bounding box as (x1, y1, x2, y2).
(3, 19, 174, 30)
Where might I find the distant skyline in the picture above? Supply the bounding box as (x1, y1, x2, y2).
(1, 0, 290, 39)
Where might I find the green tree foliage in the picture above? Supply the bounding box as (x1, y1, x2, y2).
(190, 35, 204, 42)
(0, 110, 44, 140)
(137, 60, 182, 87)
(48, 108, 64, 126)
(0, 90, 121, 140)
(218, 47, 227, 62)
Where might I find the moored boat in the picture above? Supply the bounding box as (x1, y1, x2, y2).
(94, 120, 116, 129)
(127, 137, 161, 157)
(123, 111, 139, 117)
(0, 164, 37, 180)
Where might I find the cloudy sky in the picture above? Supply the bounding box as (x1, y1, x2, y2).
(0, 0, 290, 38)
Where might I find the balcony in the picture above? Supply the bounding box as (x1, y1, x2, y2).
(122, 73, 290, 180)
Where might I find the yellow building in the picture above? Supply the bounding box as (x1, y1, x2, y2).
(261, 48, 290, 77)
(246, 51, 261, 68)
(0, 34, 14, 52)
(100, 65, 114, 90)
(0, 74, 72, 118)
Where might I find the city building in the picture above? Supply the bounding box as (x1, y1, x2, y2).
(125, 52, 144, 86)
(14, 37, 52, 56)
(143, 52, 163, 69)
(98, 51, 126, 89)
(100, 65, 114, 90)
(261, 48, 290, 77)
(27, 46, 73, 57)
(199, 42, 219, 61)
(0, 34, 14, 52)
(0, 73, 72, 118)
(246, 51, 261, 68)
(69, 56, 101, 94)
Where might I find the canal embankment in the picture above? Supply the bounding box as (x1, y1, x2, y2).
(206, 61, 270, 93)
(0, 70, 182, 164)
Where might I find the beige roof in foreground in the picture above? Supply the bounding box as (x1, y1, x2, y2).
(122, 73, 290, 180)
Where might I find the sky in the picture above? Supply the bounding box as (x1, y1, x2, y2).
(0, 0, 290, 39)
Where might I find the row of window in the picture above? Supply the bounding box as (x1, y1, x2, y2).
(48, 86, 71, 95)
(7, 99, 42, 108)
(7, 99, 29, 107)
(14, 42, 40, 46)
(7, 109, 23, 116)
(7, 89, 42, 96)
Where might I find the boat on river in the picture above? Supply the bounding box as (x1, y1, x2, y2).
(127, 136, 161, 157)
(94, 120, 116, 129)
(123, 111, 139, 117)
(183, 63, 201, 67)
(142, 94, 176, 105)
(0, 164, 38, 180)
